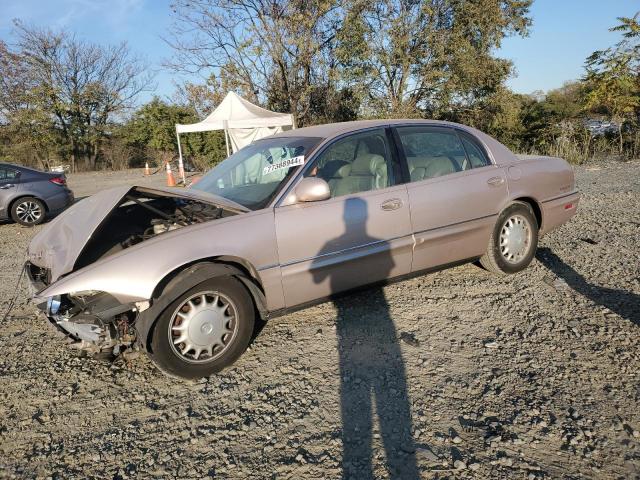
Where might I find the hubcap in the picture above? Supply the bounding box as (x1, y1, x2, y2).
(499, 214, 532, 264)
(168, 291, 238, 363)
(16, 201, 42, 224)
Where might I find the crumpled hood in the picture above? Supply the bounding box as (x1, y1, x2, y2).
(27, 185, 248, 282)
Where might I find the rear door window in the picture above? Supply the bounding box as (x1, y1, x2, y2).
(395, 127, 470, 182)
(459, 133, 491, 168)
(0, 167, 19, 181)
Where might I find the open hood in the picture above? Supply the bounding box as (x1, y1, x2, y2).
(27, 185, 247, 283)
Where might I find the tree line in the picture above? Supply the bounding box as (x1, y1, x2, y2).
(0, 3, 638, 172)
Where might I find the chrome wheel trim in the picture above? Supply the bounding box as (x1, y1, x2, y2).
(15, 201, 43, 224)
(499, 214, 532, 264)
(168, 291, 238, 364)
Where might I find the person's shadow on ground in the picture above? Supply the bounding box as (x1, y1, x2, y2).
(537, 247, 639, 326)
(312, 197, 419, 479)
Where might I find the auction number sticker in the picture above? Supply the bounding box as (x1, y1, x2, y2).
(263, 155, 305, 174)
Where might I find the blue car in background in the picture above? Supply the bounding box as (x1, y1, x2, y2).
(0, 163, 74, 226)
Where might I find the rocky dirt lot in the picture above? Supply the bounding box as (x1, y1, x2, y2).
(0, 163, 639, 479)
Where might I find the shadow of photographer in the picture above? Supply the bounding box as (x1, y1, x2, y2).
(311, 197, 419, 479)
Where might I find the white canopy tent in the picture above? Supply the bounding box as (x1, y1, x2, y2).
(175, 92, 295, 183)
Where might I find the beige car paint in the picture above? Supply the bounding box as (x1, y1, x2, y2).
(34, 208, 284, 307)
(275, 184, 413, 307)
(28, 119, 579, 324)
(407, 164, 509, 272)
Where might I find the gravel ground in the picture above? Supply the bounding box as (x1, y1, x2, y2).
(0, 162, 639, 479)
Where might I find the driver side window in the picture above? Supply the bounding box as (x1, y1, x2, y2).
(306, 129, 393, 198)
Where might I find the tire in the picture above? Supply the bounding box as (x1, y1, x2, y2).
(11, 197, 46, 226)
(149, 276, 255, 380)
(480, 201, 539, 275)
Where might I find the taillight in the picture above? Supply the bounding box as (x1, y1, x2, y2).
(49, 176, 66, 186)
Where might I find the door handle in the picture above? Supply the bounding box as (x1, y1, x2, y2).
(381, 198, 403, 211)
(0, 184, 14, 189)
(487, 176, 504, 187)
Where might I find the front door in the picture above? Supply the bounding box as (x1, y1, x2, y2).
(274, 128, 413, 308)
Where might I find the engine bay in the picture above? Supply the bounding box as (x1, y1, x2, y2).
(73, 188, 238, 271)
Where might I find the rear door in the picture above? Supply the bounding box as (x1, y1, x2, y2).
(393, 126, 508, 272)
(274, 128, 413, 308)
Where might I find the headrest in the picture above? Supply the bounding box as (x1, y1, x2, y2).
(351, 154, 384, 175)
(358, 136, 386, 157)
(407, 155, 449, 170)
(425, 156, 456, 177)
(320, 160, 352, 179)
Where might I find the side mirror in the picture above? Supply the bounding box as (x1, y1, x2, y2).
(294, 177, 331, 203)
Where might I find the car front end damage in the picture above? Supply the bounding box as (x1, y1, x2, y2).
(25, 185, 247, 359)
(28, 275, 140, 357)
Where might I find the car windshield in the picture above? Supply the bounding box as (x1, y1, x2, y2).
(192, 136, 323, 210)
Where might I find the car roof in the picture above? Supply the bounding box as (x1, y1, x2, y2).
(0, 162, 22, 171)
(269, 119, 474, 140)
(0, 163, 50, 175)
(269, 118, 518, 166)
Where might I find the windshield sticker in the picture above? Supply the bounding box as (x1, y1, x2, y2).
(263, 155, 305, 175)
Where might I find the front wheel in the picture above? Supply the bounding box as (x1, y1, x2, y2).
(480, 201, 539, 275)
(149, 277, 255, 380)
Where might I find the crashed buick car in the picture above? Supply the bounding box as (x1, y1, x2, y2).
(27, 120, 579, 379)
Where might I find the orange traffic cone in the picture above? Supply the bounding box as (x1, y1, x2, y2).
(144, 162, 151, 176)
(166, 163, 176, 187)
(188, 175, 202, 188)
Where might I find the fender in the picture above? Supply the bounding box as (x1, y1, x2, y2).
(135, 262, 267, 351)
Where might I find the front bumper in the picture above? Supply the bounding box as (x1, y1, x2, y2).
(25, 261, 135, 345)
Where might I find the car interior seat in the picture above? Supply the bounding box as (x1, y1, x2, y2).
(407, 155, 459, 181)
(319, 160, 352, 196)
(333, 137, 389, 195)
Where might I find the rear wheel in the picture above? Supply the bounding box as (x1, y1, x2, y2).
(480, 201, 538, 275)
(149, 276, 255, 380)
(11, 197, 46, 226)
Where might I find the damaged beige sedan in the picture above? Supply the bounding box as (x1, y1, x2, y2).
(27, 120, 579, 379)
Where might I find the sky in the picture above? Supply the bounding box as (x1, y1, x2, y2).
(1, 0, 638, 104)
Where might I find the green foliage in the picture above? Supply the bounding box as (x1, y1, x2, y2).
(583, 13, 640, 154)
(123, 98, 195, 153)
(0, 23, 151, 171)
(335, 0, 532, 118)
(119, 97, 228, 170)
(2, 5, 640, 172)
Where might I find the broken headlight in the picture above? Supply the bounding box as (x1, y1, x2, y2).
(46, 295, 62, 316)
